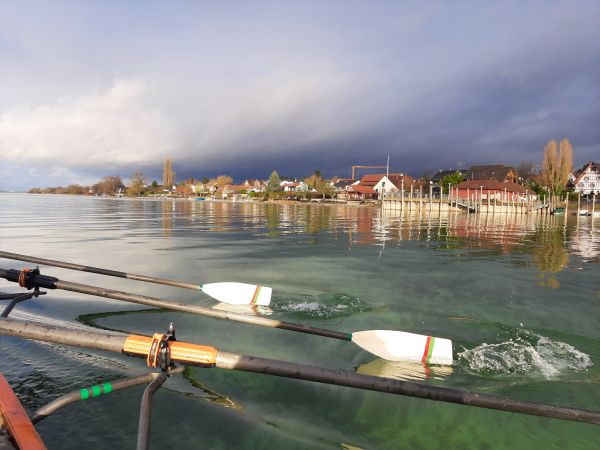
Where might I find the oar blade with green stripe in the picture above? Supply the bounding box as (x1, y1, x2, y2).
(200, 282, 272, 306)
(351, 330, 453, 365)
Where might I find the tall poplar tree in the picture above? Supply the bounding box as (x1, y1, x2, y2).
(542, 139, 573, 194)
(163, 159, 174, 188)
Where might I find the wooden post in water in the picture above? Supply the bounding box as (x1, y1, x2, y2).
(401, 181, 404, 212)
(429, 184, 433, 213)
(577, 192, 581, 218)
(467, 188, 470, 211)
(410, 185, 413, 213)
(593, 194, 596, 220)
(565, 194, 569, 216)
(479, 186, 483, 214)
(542, 194, 545, 216)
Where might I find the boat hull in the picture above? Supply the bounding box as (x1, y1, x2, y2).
(0, 373, 46, 449)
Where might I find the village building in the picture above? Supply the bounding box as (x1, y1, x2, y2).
(465, 165, 518, 183)
(220, 184, 247, 199)
(357, 173, 418, 196)
(280, 181, 309, 192)
(243, 179, 265, 191)
(572, 162, 600, 195)
(347, 185, 377, 201)
(330, 176, 354, 185)
(453, 179, 535, 202)
(334, 173, 422, 200)
(332, 179, 357, 191)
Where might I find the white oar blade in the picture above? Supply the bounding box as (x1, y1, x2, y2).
(351, 330, 453, 365)
(201, 282, 272, 306)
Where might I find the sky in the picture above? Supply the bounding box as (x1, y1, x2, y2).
(1, 1, 599, 190)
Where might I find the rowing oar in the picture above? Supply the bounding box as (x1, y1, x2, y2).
(0, 250, 271, 306)
(0, 267, 453, 364)
(1, 318, 599, 425)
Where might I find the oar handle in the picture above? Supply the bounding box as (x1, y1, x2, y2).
(0, 268, 350, 341)
(2, 317, 599, 426)
(0, 251, 199, 290)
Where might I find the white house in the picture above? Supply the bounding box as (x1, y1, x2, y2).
(573, 162, 600, 195)
(373, 176, 400, 195)
(280, 181, 308, 192)
(358, 174, 401, 195)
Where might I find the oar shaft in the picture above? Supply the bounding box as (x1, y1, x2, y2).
(1, 318, 599, 426)
(0, 250, 199, 290)
(216, 352, 600, 425)
(0, 268, 349, 341)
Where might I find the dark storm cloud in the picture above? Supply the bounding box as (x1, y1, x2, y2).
(1, 2, 599, 189)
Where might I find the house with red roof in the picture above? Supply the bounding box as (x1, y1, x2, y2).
(348, 184, 377, 200)
(357, 173, 419, 197)
(453, 179, 535, 202)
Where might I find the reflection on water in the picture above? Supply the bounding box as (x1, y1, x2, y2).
(144, 201, 600, 294)
(357, 358, 453, 381)
(152, 200, 600, 260)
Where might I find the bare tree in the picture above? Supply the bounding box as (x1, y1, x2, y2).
(216, 175, 233, 188)
(97, 175, 123, 195)
(542, 139, 573, 194)
(163, 159, 174, 188)
(559, 139, 573, 188)
(127, 171, 146, 196)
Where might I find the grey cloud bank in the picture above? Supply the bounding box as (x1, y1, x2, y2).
(0, 2, 599, 190)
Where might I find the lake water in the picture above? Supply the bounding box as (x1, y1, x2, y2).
(0, 193, 599, 449)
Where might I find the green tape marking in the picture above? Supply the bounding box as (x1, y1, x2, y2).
(80, 382, 113, 400)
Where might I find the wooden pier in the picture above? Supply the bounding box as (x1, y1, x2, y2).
(381, 188, 593, 217)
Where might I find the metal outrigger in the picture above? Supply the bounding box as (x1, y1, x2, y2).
(1, 288, 184, 450)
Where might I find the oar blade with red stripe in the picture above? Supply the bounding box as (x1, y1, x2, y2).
(200, 282, 272, 306)
(351, 330, 453, 365)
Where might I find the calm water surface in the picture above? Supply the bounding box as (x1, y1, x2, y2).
(1, 193, 599, 449)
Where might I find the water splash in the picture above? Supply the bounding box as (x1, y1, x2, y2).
(458, 329, 592, 379)
(276, 293, 370, 320)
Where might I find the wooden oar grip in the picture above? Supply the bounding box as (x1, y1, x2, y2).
(123, 335, 218, 366)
